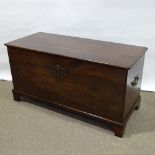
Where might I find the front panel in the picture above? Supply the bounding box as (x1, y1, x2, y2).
(8, 47, 126, 122)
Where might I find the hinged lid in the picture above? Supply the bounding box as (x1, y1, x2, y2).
(5, 32, 148, 69)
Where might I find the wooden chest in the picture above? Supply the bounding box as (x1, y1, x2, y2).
(5, 32, 148, 137)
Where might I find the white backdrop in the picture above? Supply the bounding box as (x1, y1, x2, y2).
(0, 0, 155, 91)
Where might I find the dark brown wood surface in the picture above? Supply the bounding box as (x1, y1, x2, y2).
(123, 55, 145, 120)
(5, 33, 148, 137)
(8, 47, 127, 122)
(5, 32, 147, 69)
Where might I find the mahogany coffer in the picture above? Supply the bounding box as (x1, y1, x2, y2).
(5, 32, 148, 137)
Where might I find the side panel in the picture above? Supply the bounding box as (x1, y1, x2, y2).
(123, 55, 145, 120)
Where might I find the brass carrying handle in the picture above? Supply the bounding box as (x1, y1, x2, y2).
(131, 76, 139, 87)
(51, 64, 68, 80)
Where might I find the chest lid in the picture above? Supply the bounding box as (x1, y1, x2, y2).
(5, 32, 148, 69)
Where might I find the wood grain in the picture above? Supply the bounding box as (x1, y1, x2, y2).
(5, 32, 147, 69)
(5, 32, 148, 137)
(8, 47, 126, 122)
